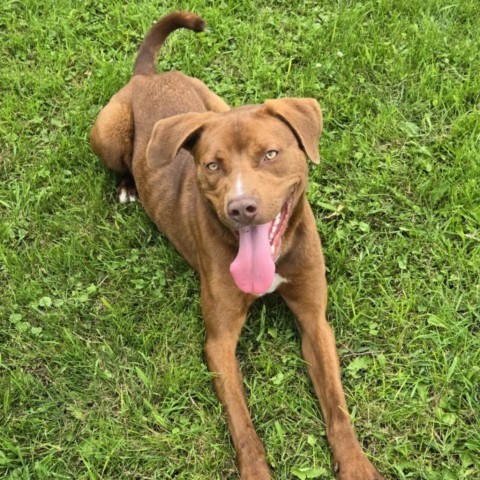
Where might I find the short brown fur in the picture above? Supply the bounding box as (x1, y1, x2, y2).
(90, 11, 383, 480)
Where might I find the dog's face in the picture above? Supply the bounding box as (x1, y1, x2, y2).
(147, 98, 322, 293)
(193, 107, 308, 231)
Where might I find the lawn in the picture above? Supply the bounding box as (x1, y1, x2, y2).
(1, 0, 479, 479)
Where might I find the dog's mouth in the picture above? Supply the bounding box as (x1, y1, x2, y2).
(268, 193, 293, 262)
(229, 192, 293, 295)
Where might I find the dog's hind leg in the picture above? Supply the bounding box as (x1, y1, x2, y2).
(90, 101, 137, 202)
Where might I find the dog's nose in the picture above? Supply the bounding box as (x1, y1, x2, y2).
(227, 196, 259, 224)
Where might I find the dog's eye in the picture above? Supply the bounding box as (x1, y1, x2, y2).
(206, 162, 219, 171)
(264, 150, 278, 161)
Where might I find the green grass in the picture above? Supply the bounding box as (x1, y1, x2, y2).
(1, 0, 479, 479)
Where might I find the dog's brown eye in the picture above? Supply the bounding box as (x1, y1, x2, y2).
(206, 162, 219, 171)
(264, 150, 278, 161)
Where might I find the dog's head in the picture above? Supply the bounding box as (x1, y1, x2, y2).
(147, 98, 322, 294)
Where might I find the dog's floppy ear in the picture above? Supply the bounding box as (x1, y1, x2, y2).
(147, 111, 214, 168)
(264, 98, 322, 164)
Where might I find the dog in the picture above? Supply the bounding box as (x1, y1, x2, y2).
(90, 11, 384, 480)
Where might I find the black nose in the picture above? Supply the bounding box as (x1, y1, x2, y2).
(227, 196, 259, 223)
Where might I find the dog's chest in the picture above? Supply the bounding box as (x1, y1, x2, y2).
(264, 273, 288, 294)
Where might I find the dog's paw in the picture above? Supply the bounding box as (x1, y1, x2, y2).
(116, 176, 137, 203)
(240, 464, 271, 480)
(117, 186, 137, 203)
(334, 454, 384, 480)
(237, 444, 271, 480)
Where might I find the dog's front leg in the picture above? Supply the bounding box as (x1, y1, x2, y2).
(280, 278, 383, 480)
(201, 283, 271, 480)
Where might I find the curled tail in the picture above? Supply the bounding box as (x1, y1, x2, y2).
(133, 11, 205, 76)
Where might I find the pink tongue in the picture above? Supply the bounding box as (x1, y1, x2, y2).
(230, 223, 275, 295)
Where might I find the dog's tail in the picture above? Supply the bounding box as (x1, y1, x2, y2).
(133, 11, 205, 76)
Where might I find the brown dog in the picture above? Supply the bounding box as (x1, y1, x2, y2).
(91, 11, 384, 480)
